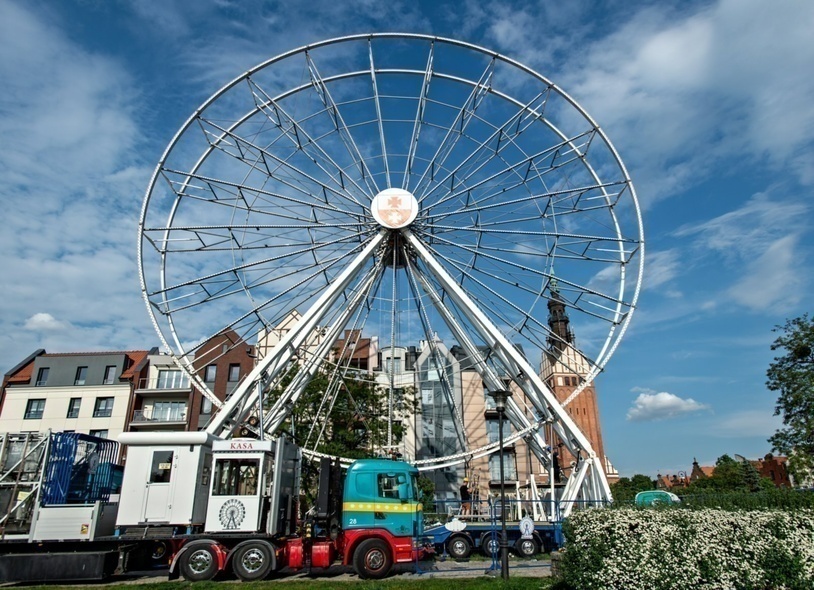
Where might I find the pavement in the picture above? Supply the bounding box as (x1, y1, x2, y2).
(115, 557, 551, 584)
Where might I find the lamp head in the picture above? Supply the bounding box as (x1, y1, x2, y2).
(488, 389, 513, 411)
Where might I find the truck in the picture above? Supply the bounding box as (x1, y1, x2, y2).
(0, 430, 427, 583)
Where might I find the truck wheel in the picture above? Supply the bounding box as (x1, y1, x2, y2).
(447, 535, 472, 559)
(514, 537, 539, 557)
(180, 545, 219, 581)
(353, 539, 392, 580)
(481, 534, 500, 557)
(232, 541, 274, 581)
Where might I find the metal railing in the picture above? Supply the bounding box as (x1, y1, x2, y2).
(136, 374, 191, 391)
(132, 408, 187, 423)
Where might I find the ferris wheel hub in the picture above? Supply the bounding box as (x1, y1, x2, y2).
(370, 188, 418, 229)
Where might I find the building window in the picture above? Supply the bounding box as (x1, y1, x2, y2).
(36, 367, 49, 386)
(74, 366, 88, 386)
(90, 429, 109, 439)
(489, 452, 518, 481)
(486, 419, 512, 443)
(93, 397, 114, 417)
(103, 365, 117, 384)
(484, 387, 496, 410)
(67, 398, 81, 418)
(204, 365, 217, 382)
(24, 399, 45, 420)
(384, 357, 402, 374)
(228, 364, 241, 382)
(200, 397, 213, 415)
(157, 369, 189, 389)
(153, 401, 186, 422)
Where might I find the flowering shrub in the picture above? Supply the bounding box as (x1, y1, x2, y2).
(558, 508, 814, 590)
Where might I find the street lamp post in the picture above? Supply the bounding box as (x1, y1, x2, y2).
(489, 389, 513, 580)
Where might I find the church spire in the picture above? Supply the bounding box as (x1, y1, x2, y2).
(547, 279, 574, 351)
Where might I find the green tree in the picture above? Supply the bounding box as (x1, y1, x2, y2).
(766, 314, 814, 483)
(416, 475, 436, 511)
(712, 454, 744, 490)
(684, 454, 775, 494)
(610, 473, 655, 503)
(267, 364, 412, 501)
(269, 365, 405, 459)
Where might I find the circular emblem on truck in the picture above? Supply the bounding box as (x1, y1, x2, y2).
(219, 499, 246, 529)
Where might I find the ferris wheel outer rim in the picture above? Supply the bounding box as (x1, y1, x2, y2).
(137, 33, 645, 469)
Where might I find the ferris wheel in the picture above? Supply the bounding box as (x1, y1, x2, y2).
(138, 34, 644, 507)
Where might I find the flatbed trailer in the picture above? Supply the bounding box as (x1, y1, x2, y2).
(424, 503, 561, 559)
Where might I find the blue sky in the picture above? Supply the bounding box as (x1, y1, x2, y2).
(1, 0, 812, 478)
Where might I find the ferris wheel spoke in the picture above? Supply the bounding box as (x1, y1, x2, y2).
(187, 250, 364, 351)
(305, 272, 384, 449)
(402, 42, 435, 188)
(424, 256, 603, 380)
(305, 52, 380, 196)
(245, 77, 372, 204)
(416, 88, 553, 205)
(422, 229, 589, 285)
(160, 167, 363, 224)
(195, 115, 366, 213)
(422, 235, 630, 325)
(426, 180, 627, 228)
(265, 262, 385, 438)
(422, 127, 600, 215)
(427, 226, 634, 266)
(411, 57, 496, 197)
(153, 229, 370, 297)
(368, 40, 391, 189)
(420, 122, 593, 213)
(402, 252, 468, 447)
(143, 222, 367, 254)
(151, 248, 351, 318)
(428, 223, 638, 245)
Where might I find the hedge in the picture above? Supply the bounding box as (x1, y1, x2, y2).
(557, 507, 814, 590)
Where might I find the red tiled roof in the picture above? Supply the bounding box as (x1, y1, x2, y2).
(6, 360, 34, 384)
(121, 351, 150, 380)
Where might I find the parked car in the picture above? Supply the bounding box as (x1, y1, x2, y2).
(635, 490, 681, 506)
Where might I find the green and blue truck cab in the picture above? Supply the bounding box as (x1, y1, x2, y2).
(340, 459, 425, 577)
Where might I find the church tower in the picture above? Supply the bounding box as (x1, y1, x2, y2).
(540, 283, 617, 482)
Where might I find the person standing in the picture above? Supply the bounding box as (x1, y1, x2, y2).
(460, 477, 472, 515)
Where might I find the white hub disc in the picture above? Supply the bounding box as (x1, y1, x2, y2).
(371, 188, 418, 229)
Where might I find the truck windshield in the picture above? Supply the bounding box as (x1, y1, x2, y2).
(377, 472, 418, 500)
(212, 458, 259, 496)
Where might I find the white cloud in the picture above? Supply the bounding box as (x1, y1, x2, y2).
(0, 2, 156, 368)
(673, 192, 809, 310)
(557, 1, 814, 202)
(715, 410, 783, 439)
(643, 249, 681, 292)
(674, 192, 808, 259)
(726, 235, 802, 311)
(627, 388, 709, 422)
(23, 313, 67, 332)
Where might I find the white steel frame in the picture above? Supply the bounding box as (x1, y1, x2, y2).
(138, 34, 645, 513)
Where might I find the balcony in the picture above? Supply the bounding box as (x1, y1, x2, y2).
(136, 373, 191, 394)
(131, 407, 187, 426)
